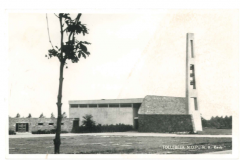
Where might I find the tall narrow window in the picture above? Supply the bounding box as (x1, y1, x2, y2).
(194, 98, 198, 110)
(190, 65, 196, 89)
(190, 98, 198, 111)
(190, 40, 194, 58)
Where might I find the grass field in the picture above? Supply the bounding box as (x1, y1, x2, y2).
(9, 135, 231, 154)
(197, 128, 232, 135)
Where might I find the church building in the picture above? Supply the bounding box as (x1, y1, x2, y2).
(9, 33, 202, 133)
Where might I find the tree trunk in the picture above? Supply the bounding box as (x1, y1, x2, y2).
(54, 62, 64, 154)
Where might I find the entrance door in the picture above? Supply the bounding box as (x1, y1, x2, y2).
(134, 118, 138, 130)
(72, 120, 79, 132)
(17, 123, 27, 132)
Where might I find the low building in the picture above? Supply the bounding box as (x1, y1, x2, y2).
(9, 118, 75, 133)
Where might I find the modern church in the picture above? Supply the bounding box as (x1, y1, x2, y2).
(9, 33, 202, 133)
(69, 33, 202, 133)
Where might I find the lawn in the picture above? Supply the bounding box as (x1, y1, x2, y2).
(9, 135, 231, 154)
(197, 128, 232, 135)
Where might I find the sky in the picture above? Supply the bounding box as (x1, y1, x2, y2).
(8, 10, 238, 119)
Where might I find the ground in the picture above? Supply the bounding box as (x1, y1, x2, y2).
(9, 129, 232, 154)
(197, 128, 232, 135)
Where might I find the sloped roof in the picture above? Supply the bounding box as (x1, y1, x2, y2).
(138, 95, 187, 114)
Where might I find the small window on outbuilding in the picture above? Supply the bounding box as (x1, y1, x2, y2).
(49, 123, 54, 125)
(38, 123, 43, 125)
(61, 123, 64, 125)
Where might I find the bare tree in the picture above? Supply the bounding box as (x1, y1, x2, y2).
(46, 13, 91, 154)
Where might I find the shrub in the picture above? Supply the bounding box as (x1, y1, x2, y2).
(32, 129, 68, 134)
(201, 116, 232, 129)
(100, 123, 133, 132)
(71, 114, 133, 133)
(82, 114, 96, 132)
(72, 123, 133, 133)
(9, 130, 16, 135)
(39, 113, 45, 118)
(15, 113, 20, 118)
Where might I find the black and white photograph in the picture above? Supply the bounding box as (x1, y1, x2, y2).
(3, 5, 239, 159)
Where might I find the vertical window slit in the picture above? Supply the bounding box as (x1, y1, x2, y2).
(190, 98, 198, 111)
(190, 40, 194, 58)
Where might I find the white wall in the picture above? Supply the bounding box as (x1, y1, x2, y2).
(69, 107, 133, 125)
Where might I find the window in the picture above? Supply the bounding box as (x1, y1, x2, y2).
(71, 104, 78, 108)
(89, 104, 97, 108)
(61, 123, 64, 125)
(99, 104, 108, 108)
(190, 64, 194, 70)
(109, 104, 119, 108)
(190, 40, 194, 58)
(190, 65, 196, 89)
(190, 98, 198, 111)
(38, 123, 43, 125)
(120, 104, 132, 107)
(194, 98, 198, 110)
(80, 104, 88, 108)
(49, 123, 54, 125)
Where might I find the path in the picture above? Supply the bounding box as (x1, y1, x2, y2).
(9, 132, 232, 139)
(201, 150, 232, 154)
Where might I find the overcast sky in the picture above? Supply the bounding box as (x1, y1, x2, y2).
(8, 10, 238, 119)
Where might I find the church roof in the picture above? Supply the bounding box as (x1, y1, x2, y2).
(69, 98, 144, 104)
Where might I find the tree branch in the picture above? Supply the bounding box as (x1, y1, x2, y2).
(72, 32, 75, 45)
(68, 32, 73, 42)
(54, 13, 59, 18)
(46, 14, 54, 49)
(59, 15, 64, 62)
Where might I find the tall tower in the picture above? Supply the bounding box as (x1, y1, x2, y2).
(186, 33, 202, 132)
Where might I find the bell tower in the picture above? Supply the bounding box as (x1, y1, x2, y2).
(186, 33, 202, 132)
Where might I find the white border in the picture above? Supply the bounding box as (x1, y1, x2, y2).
(2, 1, 239, 160)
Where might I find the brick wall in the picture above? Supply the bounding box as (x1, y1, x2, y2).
(138, 95, 187, 114)
(138, 114, 193, 132)
(9, 118, 75, 133)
